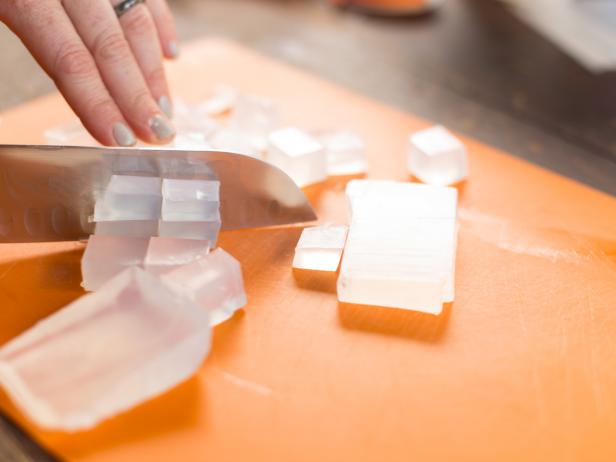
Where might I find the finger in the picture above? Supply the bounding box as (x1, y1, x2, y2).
(146, 0, 179, 59)
(116, 2, 172, 118)
(62, 0, 175, 144)
(1, 0, 135, 146)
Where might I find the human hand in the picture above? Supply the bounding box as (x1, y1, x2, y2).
(0, 0, 179, 146)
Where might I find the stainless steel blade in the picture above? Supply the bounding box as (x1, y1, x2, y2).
(0, 145, 317, 243)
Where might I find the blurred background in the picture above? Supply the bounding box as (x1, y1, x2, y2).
(1, 0, 615, 196)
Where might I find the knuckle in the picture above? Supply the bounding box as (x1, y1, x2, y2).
(122, 10, 154, 37)
(93, 30, 131, 63)
(54, 43, 95, 77)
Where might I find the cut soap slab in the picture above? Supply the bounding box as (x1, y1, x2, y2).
(293, 225, 348, 271)
(338, 180, 458, 315)
(0, 267, 211, 431)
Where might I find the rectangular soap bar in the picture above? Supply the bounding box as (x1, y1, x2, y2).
(337, 180, 458, 315)
(293, 225, 348, 271)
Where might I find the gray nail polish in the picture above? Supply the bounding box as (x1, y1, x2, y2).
(112, 122, 136, 146)
(158, 95, 173, 119)
(150, 115, 175, 140)
(169, 42, 180, 59)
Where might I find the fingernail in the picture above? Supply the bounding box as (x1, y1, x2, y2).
(112, 122, 136, 146)
(150, 115, 175, 140)
(169, 41, 179, 59)
(158, 95, 173, 118)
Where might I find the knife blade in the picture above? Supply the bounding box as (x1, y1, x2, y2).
(0, 145, 317, 243)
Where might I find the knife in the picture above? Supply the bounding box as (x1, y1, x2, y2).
(0, 145, 317, 243)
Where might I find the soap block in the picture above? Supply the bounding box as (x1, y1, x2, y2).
(293, 225, 348, 271)
(158, 220, 221, 244)
(408, 125, 469, 186)
(0, 267, 211, 431)
(337, 180, 458, 315)
(94, 220, 159, 238)
(230, 95, 280, 151)
(197, 85, 238, 116)
(173, 98, 219, 136)
(267, 127, 327, 188)
(317, 131, 367, 176)
(161, 179, 220, 222)
(171, 132, 212, 150)
(163, 249, 247, 326)
(81, 235, 148, 291)
(94, 175, 162, 221)
(210, 128, 261, 159)
(144, 237, 211, 277)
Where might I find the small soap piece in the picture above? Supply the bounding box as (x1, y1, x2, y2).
(0, 267, 211, 431)
(293, 225, 348, 271)
(144, 237, 211, 277)
(94, 175, 162, 222)
(172, 98, 219, 136)
(317, 131, 367, 176)
(163, 249, 247, 326)
(408, 125, 469, 186)
(161, 179, 220, 222)
(267, 127, 327, 188)
(230, 95, 280, 151)
(337, 180, 458, 315)
(81, 235, 148, 291)
(210, 129, 261, 158)
(94, 220, 159, 238)
(198, 85, 238, 116)
(158, 220, 221, 244)
(171, 133, 212, 150)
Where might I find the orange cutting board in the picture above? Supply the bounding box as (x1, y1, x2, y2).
(0, 39, 615, 462)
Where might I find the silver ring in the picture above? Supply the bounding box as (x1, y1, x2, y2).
(114, 0, 145, 18)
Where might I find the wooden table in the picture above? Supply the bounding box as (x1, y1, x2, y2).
(0, 0, 615, 460)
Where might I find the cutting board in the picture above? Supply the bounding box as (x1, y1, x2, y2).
(0, 38, 615, 462)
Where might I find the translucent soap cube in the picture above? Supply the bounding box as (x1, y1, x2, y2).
(161, 179, 220, 222)
(230, 95, 280, 151)
(197, 85, 238, 116)
(163, 249, 246, 326)
(171, 132, 212, 150)
(94, 220, 159, 238)
(81, 235, 148, 291)
(173, 98, 219, 136)
(317, 131, 367, 176)
(94, 175, 162, 221)
(158, 220, 221, 244)
(293, 225, 348, 271)
(408, 125, 469, 186)
(144, 237, 211, 277)
(267, 127, 327, 188)
(210, 129, 261, 159)
(337, 180, 458, 315)
(0, 267, 211, 431)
